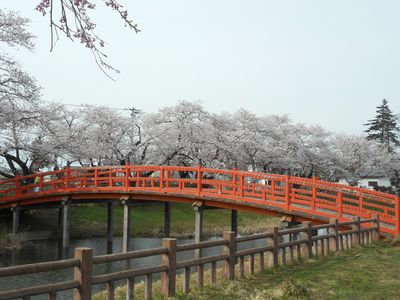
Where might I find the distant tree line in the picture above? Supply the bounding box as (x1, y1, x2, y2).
(1, 8, 399, 193)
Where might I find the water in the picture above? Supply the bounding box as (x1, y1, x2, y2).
(0, 236, 268, 299)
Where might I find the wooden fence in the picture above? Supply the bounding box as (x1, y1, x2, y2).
(0, 217, 380, 300)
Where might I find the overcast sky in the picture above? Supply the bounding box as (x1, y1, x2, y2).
(1, 0, 400, 134)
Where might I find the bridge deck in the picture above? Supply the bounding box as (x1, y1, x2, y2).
(0, 165, 398, 235)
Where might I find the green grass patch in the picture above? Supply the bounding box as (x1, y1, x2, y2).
(184, 241, 400, 300)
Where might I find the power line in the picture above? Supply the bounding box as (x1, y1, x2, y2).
(41, 100, 135, 111)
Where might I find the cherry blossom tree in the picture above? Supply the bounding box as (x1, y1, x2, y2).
(35, 0, 139, 77)
(0, 8, 42, 178)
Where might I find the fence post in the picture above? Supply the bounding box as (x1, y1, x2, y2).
(301, 221, 313, 259)
(271, 227, 279, 266)
(285, 175, 291, 211)
(161, 238, 177, 297)
(223, 231, 236, 280)
(73, 248, 93, 300)
(351, 217, 361, 247)
(329, 218, 339, 251)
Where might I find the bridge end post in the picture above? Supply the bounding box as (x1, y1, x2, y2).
(73, 247, 93, 300)
(223, 231, 236, 280)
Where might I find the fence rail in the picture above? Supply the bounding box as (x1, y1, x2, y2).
(0, 217, 380, 300)
(0, 165, 398, 235)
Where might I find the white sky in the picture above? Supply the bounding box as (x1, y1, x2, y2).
(1, 0, 400, 134)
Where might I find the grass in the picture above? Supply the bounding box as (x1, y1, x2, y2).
(8, 203, 280, 239)
(178, 241, 400, 300)
(92, 240, 400, 300)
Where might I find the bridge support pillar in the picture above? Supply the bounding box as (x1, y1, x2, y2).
(62, 200, 70, 248)
(193, 203, 203, 259)
(11, 207, 20, 235)
(164, 202, 171, 238)
(122, 200, 131, 253)
(107, 201, 114, 254)
(231, 209, 238, 236)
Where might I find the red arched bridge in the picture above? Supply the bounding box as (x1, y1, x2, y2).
(0, 165, 398, 235)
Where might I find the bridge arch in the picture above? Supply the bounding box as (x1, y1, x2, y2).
(0, 165, 398, 236)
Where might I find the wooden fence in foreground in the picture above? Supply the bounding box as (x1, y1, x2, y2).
(0, 217, 380, 300)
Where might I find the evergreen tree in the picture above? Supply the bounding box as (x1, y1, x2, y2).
(364, 99, 400, 152)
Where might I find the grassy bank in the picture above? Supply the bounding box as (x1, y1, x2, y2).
(5, 203, 280, 239)
(94, 240, 400, 300)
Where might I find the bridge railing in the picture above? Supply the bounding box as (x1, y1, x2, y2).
(0, 165, 398, 235)
(0, 217, 380, 300)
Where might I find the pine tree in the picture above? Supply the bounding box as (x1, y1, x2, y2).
(364, 99, 400, 152)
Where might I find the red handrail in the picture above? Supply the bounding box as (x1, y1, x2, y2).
(0, 165, 398, 235)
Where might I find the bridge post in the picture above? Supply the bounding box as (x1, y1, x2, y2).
(11, 206, 20, 235)
(107, 201, 114, 254)
(122, 199, 131, 253)
(231, 209, 238, 235)
(62, 199, 70, 248)
(193, 203, 203, 259)
(164, 202, 171, 238)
